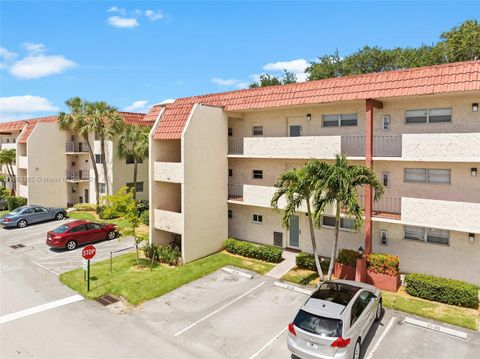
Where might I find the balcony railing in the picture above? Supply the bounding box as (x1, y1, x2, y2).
(359, 195, 401, 215)
(228, 138, 244, 155)
(66, 170, 90, 181)
(0, 143, 17, 150)
(341, 135, 402, 157)
(228, 183, 244, 199)
(66, 142, 89, 153)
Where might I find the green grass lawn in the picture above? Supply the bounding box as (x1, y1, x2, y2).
(281, 267, 319, 286)
(68, 211, 146, 235)
(60, 251, 274, 305)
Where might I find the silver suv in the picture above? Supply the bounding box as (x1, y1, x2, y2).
(287, 280, 382, 359)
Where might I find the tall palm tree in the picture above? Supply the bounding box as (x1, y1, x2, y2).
(271, 160, 330, 281)
(85, 101, 124, 196)
(313, 154, 384, 280)
(0, 149, 17, 196)
(58, 97, 101, 208)
(117, 125, 149, 200)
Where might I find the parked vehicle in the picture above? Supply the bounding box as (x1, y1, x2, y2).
(287, 280, 382, 359)
(46, 220, 118, 250)
(0, 205, 67, 228)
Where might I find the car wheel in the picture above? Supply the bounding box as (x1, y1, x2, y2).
(353, 340, 361, 359)
(66, 240, 77, 251)
(107, 231, 116, 240)
(17, 220, 27, 228)
(55, 212, 65, 220)
(375, 299, 383, 322)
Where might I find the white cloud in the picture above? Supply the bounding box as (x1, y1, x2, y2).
(262, 58, 309, 82)
(107, 6, 126, 14)
(145, 9, 164, 21)
(0, 95, 59, 122)
(159, 98, 175, 105)
(9, 54, 76, 79)
(0, 47, 18, 69)
(124, 100, 149, 112)
(211, 77, 242, 86)
(22, 42, 46, 54)
(107, 16, 139, 28)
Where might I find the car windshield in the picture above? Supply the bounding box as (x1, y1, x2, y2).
(52, 225, 70, 233)
(293, 310, 343, 337)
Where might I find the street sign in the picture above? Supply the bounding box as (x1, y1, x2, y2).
(82, 245, 96, 260)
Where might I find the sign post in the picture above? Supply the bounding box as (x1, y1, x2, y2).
(82, 245, 96, 292)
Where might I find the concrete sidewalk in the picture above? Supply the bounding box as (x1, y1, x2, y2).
(266, 250, 297, 279)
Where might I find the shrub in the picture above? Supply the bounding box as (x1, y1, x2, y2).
(7, 196, 27, 210)
(73, 203, 97, 211)
(367, 253, 399, 276)
(224, 238, 283, 263)
(140, 210, 149, 225)
(337, 249, 359, 267)
(405, 273, 479, 308)
(143, 243, 181, 266)
(296, 252, 330, 271)
(136, 200, 149, 214)
(99, 187, 135, 219)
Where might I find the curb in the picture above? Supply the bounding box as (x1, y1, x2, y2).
(222, 267, 253, 279)
(273, 281, 312, 295)
(404, 317, 468, 340)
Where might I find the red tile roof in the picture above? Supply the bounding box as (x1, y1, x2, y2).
(0, 121, 28, 133)
(152, 60, 480, 140)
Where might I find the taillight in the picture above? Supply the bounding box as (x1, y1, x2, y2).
(331, 337, 350, 348)
(288, 323, 296, 336)
(4, 218, 11, 222)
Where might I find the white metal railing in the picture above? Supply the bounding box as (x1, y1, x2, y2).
(65, 142, 89, 153)
(359, 195, 401, 214)
(341, 135, 402, 157)
(228, 138, 244, 155)
(0, 143, 17, 150)
(228, 183, 244, 199)
(66, 170, 90, 181)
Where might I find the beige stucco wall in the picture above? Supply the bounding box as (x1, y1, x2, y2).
(154, 208, 183, 234)
(182, 104, 228, 263)
(18, 156, 28, 169)
(154, 161, 183, 183)
(26, 123, 67, 207)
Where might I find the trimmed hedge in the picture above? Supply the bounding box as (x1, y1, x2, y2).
(143, 243, 181, 266)
(337, 249, 359, 267)
(73, 203, 97, 211)
(224, 238, 283, 263)
(296, 252, 330, 271)
(405, 273, 479, 308)
(367, 253, 399, 276)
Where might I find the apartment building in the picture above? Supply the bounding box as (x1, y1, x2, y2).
(0, 112, 152, 208)
(148, 60, 480, 284)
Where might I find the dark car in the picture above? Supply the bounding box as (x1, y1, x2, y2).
(46, 220, 118, 250)
(0, 205, 67, 228)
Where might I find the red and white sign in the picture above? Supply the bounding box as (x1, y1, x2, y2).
(82, 245, 96, 260)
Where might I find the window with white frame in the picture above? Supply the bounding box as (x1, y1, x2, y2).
(382, 172, 390, 187)
(322, 216, 355, 230)
(252, 126, 263, 136)
(252, 170, 263, 179)
(99, 183, 106, 193)
(404, 225, 449, 245)
(405, 108, 452, 124)
(127, 182, 144, 193)
(322, 113, 358, 127)
(228, 127, 233, 137)
(252, 214, 263, 223)
(404, 168, 451, 184)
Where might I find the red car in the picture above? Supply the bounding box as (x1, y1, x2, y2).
(46, 220, 118, 250)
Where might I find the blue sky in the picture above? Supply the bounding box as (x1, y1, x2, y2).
(0, 1, 478, 122)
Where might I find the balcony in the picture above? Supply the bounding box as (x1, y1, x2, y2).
(0, 143, 17, 150)
(65, 142, 89, 153)
(359, 195, 401, 220)
(154, 161, 183, 183)
(341, 135, 402, 157)
(18, 156, 28, 169)
(154, 209, 183, 235)
(65, 170, 90, 182)
(19, 184, 28, 198)
(401, 197, 480, 233)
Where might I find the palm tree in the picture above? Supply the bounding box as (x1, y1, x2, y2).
(313, 154, 384, 280)
(271, 160, 330, 281)
(0, 149, 17, 195)
(58, 97, 101, 208)
(85, 101, 124, 196)
(117, 125, 149, 200)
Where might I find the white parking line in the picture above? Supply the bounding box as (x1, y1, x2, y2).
(365, 317, 396, 359)
(404, 317, 468, 340)
(174, 281, 266, 337)
(248, 327, 287, 359)
(31, 260, 60, 276)
(0, 294, 84, 325)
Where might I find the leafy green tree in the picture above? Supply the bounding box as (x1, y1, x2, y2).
(117, 125, 149, 200)
(313, 155, 384, 280)
(249, 70, 297, 88)
(0, 149, 17, 195)
(438, 19, 480, 62)
(271, 160, 330, 280)
(118, 188, 145, 265)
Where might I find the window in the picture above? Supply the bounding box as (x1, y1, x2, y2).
(87, 223, 102, 230)
(252, 170, 263, 179)
(228, 169, 233, 177)
(127, 182, 144, 193)
(99, 183, 106, 193)
(71, 161, 76, 167)
(405, 108, 452, 124)
(404, 168, 451, 184)
(34, 207, 47, 213)
(228, 209, 232, 219)
(322, 113, 358, 127)
(70, 224, 88, 233)
(322, 216, 336, 227)
(273, 232, 283, 247)
(252, 126, 263, 136)
(322, 216, 355, 230)
(382, 172, 389, 187)
(382, 115, 391, 130)
(126, 155, 142, 164)
(404, 225, 449, 245)
(95, 154, 104, 164)
(252, 214, 263, 223)
(293, 310, 343, 338)
(228, 127, 233, 137)
(380, 230, 388, 245)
